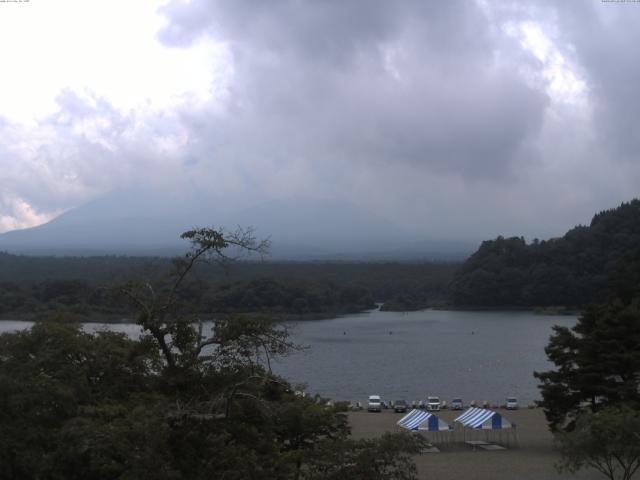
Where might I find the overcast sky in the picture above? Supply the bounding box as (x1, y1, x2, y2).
(1, 0, 639, 240)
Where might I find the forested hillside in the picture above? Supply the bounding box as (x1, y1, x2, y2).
(450, 200, 640, 308)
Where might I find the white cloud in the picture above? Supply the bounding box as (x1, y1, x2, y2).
(0, 194, 55, 232)
(0, 0, 227, 122)
(504, 20, 589, 112)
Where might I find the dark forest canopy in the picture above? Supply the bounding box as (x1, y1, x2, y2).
(450, 199, 640, 308)
(0, 255, 456, 319)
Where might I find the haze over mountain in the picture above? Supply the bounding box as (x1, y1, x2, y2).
(0, 189, 476, 260)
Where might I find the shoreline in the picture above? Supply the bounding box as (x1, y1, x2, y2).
(0, 308, 374, 324)
(0, 304, 581, 324)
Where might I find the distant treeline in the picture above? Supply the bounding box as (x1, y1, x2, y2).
(450, 199, 640, 308)
(0, 254, 457, 319)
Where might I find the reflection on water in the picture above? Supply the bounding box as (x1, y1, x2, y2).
(0, 309, 575, 404)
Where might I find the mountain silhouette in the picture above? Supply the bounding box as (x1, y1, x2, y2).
(0, 190, 474, 259)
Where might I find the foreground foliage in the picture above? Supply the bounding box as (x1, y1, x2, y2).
(536, 244, 640, 479)
(556, 405, 640, 480)
(304, 433, 424, 480)
(0, 228, 423, 479)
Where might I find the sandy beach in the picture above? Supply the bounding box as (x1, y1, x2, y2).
(348, 408, 613, 480)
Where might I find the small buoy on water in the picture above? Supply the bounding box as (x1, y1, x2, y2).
(343, 331, 346, 335)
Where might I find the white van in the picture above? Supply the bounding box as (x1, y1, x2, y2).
(368, 395, 382, 412)
(427, 396, 441, 411)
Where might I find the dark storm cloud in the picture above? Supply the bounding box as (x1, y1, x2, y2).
(158, 0, 548, 183)
(159, 0, 400, 61)
(4, 0, 639, 239)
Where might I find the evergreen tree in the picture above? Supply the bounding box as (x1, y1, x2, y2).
(535, 298, 640, 431)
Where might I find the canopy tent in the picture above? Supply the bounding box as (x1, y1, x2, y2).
(454, 407, 518, 446)
(454, 407, 513, 430)
(398, 409, 451, 432)
(397, 409, 452, 444)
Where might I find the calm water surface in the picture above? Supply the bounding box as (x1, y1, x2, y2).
(274, 309, 575, 404)
(0, 309, 575, 405)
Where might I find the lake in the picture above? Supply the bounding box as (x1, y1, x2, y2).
(0, 309, 575, 405)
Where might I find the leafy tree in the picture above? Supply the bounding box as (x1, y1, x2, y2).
(0, 319, 160, 479)
(555, 405, 640, 480)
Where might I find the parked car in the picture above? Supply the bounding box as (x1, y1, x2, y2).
(451, 398, 464, 410)
(426, 396, 441, 411)
(394, 399, 408, 413)
(368, 395, 382, 412)
(506, 397, 519, 410)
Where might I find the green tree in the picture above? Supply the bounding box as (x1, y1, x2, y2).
(556, 405, 640, 480)
(0, 320, 160, 479)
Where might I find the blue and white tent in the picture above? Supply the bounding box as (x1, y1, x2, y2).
(397, 409, 452, 444)
(454, 407, 513, 430)
(454, 407, 518, 446)
(397, 409, 451, 432)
